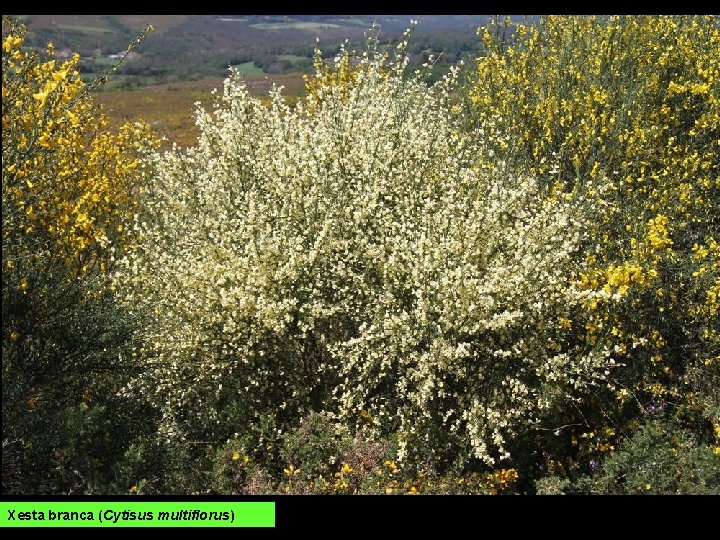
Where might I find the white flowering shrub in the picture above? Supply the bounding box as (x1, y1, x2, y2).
(116, 34, 613, 466)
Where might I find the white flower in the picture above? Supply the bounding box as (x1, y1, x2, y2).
(115, 34, 612, 465)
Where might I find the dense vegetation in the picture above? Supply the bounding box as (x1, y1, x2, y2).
(2, 17, 155, 493)
(2, 15, 718, 495)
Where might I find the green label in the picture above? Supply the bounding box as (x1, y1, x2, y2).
(0, 502, 274, 527)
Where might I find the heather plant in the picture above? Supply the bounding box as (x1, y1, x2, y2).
(536, 419, 720, 495)
(212, 411, 520, 495)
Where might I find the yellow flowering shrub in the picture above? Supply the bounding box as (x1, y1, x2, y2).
(2, 23, 153, 280)
(304, 44, 362, 105)
(469, 15, 719, 483)
(303, 24, 399, 106)
(2, 17, 156, 494)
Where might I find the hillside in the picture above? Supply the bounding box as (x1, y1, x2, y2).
(4, 14, 718, 501)
(16, 15, 494, 87)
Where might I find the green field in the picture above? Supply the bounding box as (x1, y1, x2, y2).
(250, 22, 343, 30)
(94, 56, 118, 66)
(58, 24, 117, 34)
(231, 61, 265, 76)
(276, 54, 309, 66)
(333, 18, 368, 26)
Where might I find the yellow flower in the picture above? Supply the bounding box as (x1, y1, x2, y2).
(232, 451, 240, 461)
(2, 35, 23, 53)
(341, 463, 353, 474)
(283, 465, 300, 477)
(384, 460, 398, 474)
(52, 69, 68, 82)
(32, 91, 48, 107)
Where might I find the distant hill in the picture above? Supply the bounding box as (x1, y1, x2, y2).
(13, 15, 497, 88)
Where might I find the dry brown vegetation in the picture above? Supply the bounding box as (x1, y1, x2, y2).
(95, 73, 306, 148)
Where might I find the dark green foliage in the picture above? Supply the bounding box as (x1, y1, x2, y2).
(537, 419, 720, 495)
(279, 412, 351, 481)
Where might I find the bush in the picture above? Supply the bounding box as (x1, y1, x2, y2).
(2, 17, 155, 494)
(280, 412, 352, 484)
(116, 30, 612, 473)
(8, 15, 716, 494)
(468, 15, 720, 487)
(537, 419, 720, 494)
(211, 411, 521, 494)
